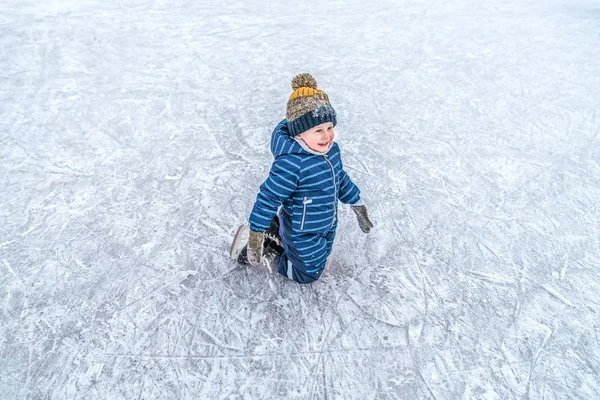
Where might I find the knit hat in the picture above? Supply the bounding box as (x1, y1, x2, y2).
(286, 73, 337, 137)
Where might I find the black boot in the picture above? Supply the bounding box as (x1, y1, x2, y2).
(237, 245, 249, 265)
(262, 238, 283, 273)
(264, 215, 282, 247)
(264, 238, 284, 257)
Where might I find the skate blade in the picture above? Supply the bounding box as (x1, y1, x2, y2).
(230, 224, 249, 259)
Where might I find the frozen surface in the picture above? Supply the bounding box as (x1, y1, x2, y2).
(1, 0, 600, 398)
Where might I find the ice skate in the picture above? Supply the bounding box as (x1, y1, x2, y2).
(230, 224, 249, 261)
(262, 239, 284, 274)
(264, 214, 282, 247)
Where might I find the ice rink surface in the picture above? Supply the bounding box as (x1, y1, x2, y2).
(1, 0, 599, 398)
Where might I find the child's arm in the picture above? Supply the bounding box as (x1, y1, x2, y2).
(337, 160, 361, 205)
(249, 156, 300, 232)
(337, 156, 374, 233)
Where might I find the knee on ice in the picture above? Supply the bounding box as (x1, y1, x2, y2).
(295, 269, 324, 284)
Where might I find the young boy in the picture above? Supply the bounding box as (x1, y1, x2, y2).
(230, 73, 373, 284)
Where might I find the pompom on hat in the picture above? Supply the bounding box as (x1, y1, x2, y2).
(286, 73, 337, 137)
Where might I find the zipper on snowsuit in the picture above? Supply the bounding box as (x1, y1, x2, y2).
(301, 197, 312, 230)
(323, 155, 337, 229)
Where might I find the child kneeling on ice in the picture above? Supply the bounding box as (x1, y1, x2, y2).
(230, 73, 373, 284)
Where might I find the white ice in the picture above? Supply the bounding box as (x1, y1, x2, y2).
(1, 0, 599, 398)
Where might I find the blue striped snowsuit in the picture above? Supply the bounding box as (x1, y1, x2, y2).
(249, 120, 361, 284)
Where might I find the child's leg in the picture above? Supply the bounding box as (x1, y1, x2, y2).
(275, 210, 333, 284)
(324, 229, 336, 255)
(274, 252, 322, 284)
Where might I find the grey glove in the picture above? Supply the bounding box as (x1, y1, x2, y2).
(351, 205, 374, 233)
(247, 229, 264, 266)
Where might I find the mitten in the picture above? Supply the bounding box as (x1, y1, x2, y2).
(351, 205, 374, 234)
(247, 229, 264, 266)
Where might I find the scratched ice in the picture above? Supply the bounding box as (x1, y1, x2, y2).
(1, 0, 599, 398)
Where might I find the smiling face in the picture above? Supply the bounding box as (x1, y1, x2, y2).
(297, 122, 335, 152)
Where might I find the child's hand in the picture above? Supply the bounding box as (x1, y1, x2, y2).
(247, 230, 264, 265)
(351, 205, 374, 234)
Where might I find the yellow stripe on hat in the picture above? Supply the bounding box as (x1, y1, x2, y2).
(288, 87, 324, 101)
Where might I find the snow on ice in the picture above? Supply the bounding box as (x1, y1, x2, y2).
(1, 0, 599, 398)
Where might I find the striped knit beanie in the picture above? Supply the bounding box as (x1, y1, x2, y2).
(286, 73, 337, 137)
